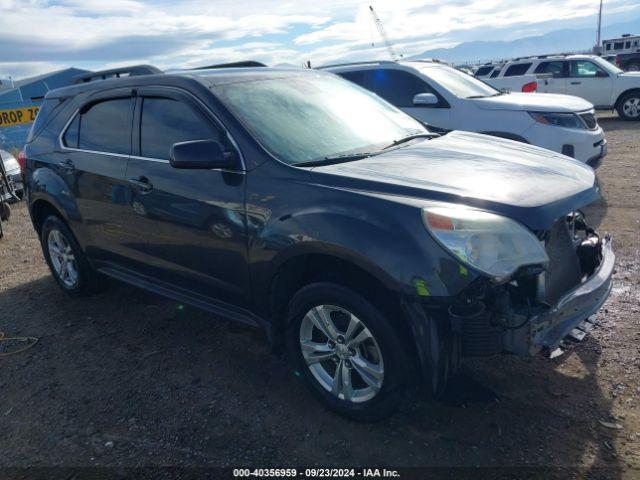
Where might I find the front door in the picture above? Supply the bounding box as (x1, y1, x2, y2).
(367, 68, 452, 130)
(124, 88, 251, 309)
(566, 60, 614, 108)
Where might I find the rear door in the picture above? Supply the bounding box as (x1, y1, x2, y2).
(60, 90, 143, 268)
(566, 60, 613, 107)
(124, 87, 251, 309)
(533, 60, 567, 94)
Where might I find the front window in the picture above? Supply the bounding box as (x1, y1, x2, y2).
(214, 73, 425, 166)
(421, 65, 500, 99)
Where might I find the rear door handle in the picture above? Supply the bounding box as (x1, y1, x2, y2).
(59, 159, 74, 173)
(570, 81, 581, 85)
(128, 177, 153, 193)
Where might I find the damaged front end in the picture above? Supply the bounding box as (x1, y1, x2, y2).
(448, 212, 614, 357)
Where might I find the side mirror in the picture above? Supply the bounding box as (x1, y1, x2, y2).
(413, 93, 439, 106)
(595, 70, 609, 78)
(169, 140, 236, 170)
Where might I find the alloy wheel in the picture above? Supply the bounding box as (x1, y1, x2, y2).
(299, 305, 384, 403)
(623, 97, 640, 118)
(47, 229, 79, 288)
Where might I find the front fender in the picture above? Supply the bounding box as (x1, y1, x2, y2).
(247, 170, 479, 317)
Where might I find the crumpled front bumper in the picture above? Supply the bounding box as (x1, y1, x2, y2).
(528, 237, 615, 355)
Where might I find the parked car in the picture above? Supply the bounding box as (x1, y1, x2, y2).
(488, 54, 640, 120)
(473, 63, 504, 79)
(0, 149, 23, 201)
(323, 60, 607, 167)
(24, 65, 614, 421)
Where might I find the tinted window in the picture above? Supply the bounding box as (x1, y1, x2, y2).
(140, 97, 222, 160)
(78, 98, 131, 155)
(475, 66, 494, 76)
(569, 60, 607, 78)
(26, 98, 65, 143)
(338, 71, 367, 88)
(63, 115, 80, 148)
(534, 61, 566, 78)
(605, 43, 611, 51)
(369, 69, 436, 107)
(504, 63, 532, 77)
(625, 41, 631, 49)
(614, 42, 624, 49)
(490, 69, 501, 78)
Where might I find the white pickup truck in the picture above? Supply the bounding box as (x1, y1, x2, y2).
(484, 54, 640, 120)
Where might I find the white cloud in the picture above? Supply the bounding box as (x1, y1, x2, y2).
(0, 0, 638, 78)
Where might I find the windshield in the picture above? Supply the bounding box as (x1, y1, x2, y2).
(214, 73, 426, 165)
(591, 56, 623, 75)
(422, 65, 500, 99)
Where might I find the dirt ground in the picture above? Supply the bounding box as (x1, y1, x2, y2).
(0, 114, 638, 478)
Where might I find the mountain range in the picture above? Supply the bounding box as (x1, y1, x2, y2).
(407, 17, 640, 64)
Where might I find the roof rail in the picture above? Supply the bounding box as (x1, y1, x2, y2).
(510, 52, 589, 62)
(74, 65, 163, 84)
(194, 61, 267, 69)
(317, 60, 398, 70)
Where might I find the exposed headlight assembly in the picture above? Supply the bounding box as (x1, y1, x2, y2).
(423, 206, 549, 283)
(529, 111, 584, 130)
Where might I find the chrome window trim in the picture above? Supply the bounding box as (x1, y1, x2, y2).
(57, 87, 247, 171)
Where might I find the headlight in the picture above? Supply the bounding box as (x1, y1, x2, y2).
(529, 111, 584, 130)
(422, 206, 548, 283)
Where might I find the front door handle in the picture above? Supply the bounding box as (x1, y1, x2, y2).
(570, 81, 582, 85)
(128, 177, 153, 193)
(59, 159, 75, 173)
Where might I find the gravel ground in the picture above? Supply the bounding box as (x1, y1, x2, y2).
(0, 114, 638, 478)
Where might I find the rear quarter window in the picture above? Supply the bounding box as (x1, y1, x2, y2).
(25, 97, 67, 143)
(503, 63, 532, 77)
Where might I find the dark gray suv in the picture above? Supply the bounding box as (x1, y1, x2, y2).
(23, 64, 614, 421)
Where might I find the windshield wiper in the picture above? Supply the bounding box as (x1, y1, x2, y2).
(294, 151, 378, 167)
(382, 132, 439, 150)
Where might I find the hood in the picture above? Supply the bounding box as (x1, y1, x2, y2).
(311, 131, 599, 230)
(618, 71, 640, 82)
(472, 92, 594, 113)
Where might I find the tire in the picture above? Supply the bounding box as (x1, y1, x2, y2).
(40, 215, 106, 297)
(616, 91, 640, 121)
(285, 282, 412, 422)
(0, 202, 11, 221)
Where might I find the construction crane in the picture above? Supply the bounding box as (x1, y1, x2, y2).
(369, 5, 401, 61)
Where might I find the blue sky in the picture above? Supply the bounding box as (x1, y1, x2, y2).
(1, 0, 639, 78)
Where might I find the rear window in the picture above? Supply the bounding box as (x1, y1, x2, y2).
(78, 98, 132, 155)
(533, 61, 566, 77)
(474, 66, 494, 76)
(25, 98, 66, 144)
(503, 63, 532, 77)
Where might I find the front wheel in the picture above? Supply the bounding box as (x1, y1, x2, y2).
(286, 282, 412, 422)
(617, 91, 640, 120)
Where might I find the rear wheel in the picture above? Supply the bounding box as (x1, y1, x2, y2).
(40, 215, 106, 296)
(286, 282, 412, 422)
(0, 202, 11, 221)
(617, 91, 640, 120)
